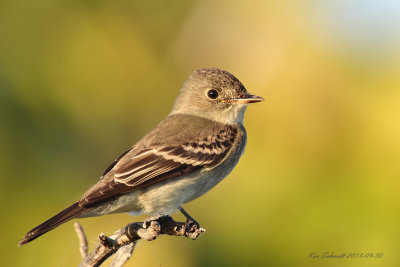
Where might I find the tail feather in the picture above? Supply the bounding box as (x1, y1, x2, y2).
(18, 201, 84, 247)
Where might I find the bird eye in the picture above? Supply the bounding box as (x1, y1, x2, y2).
(207, 89, 219, 99)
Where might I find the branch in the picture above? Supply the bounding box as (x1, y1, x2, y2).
(74, 223, 88, 258)
(75, 216, 205, 267)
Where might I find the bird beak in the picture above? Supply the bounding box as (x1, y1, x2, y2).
(230, 94, 264, 104)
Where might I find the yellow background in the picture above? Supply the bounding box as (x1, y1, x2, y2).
(1, 0, 399, 266)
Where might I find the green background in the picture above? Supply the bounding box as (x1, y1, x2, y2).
(1, 0, 400, 266)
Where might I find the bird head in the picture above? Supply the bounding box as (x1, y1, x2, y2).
(171, 68, 263, 124)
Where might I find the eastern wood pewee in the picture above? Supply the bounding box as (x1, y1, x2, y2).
(18, 67, 263, 246)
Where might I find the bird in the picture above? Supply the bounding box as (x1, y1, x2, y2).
(18, 67, 263, 247)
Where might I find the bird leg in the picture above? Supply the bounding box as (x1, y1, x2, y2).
(179, 207, 200, 234)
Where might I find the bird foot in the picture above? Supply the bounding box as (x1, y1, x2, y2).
(179, 207, 205, 239)
(184, 217, 200, 234)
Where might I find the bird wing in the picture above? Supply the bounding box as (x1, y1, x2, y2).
(79, 119, 240, 207)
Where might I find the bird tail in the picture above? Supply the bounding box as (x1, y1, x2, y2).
(18, 201, 85, 247)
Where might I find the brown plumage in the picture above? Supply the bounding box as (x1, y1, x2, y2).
(18, 202, 85, 246)
(18, 68, 262, 247)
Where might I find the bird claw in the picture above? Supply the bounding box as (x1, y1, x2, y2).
(184, 218, 200, 235)
(178, 206, 202, 237)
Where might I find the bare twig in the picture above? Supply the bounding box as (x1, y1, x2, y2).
(74, 222, 88, 258)
(76, 216, 205, 267)
(110, 243, 134, 267)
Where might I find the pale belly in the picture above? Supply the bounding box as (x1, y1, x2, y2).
(80, 154, 238, 218)
(137, 165, 231, 216)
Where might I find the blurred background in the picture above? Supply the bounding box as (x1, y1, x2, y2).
(1, 0, 400, 266)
